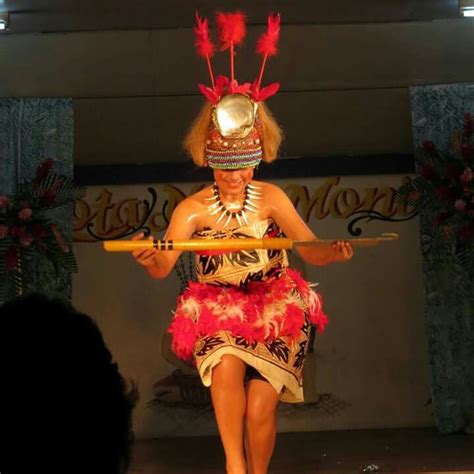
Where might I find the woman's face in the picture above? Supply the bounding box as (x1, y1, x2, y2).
(213, 167, 255, 195)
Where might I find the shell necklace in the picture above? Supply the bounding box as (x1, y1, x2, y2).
(206, 182, 261, 227)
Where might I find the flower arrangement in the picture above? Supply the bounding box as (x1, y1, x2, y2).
(398, 112, 474, 245)
(0, 158, 85, 298)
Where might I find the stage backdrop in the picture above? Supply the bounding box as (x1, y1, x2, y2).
(409, 83, 474, 433)
(72, 174, 434, 438)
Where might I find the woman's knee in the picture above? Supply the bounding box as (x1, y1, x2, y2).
(245, 387, 278, 426)
(246, 400, 277, 427)
(212, 355, 245, 385)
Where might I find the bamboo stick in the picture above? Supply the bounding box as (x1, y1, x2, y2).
(103, 233, 399, 252)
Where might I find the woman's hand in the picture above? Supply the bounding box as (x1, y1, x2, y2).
(331, 240, 353, 263)
(131, 232, 158, 269)
(129, 199, 196, 279)
(266, 183, 355, 266)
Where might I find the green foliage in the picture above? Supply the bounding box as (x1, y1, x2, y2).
(0, 159, 86, 302)
(397, 113, 474, 282)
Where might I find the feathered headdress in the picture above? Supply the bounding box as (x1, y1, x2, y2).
(191, 11, 282, 170)
(194, 11, 281, 104)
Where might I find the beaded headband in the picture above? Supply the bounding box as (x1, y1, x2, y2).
(193, 11, 281, 169)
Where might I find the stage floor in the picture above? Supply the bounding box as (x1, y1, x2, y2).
(129, 427, 474, 473)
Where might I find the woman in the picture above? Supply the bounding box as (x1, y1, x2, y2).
(132, 12, 353, 474)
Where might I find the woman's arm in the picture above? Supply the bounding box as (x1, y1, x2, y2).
(266, 183, 353, 265)
(132, 199, 198, 279)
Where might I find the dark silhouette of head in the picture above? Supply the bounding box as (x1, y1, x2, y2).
(0, 292, 137, 474)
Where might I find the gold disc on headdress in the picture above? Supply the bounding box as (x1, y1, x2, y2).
(213, 94, 258, 138)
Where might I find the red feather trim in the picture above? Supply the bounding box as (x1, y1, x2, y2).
(197, 75, 230, 103)
(215, 75, 230, 95)
(198, 84, 219, 104)
(234, 82, 251, 95)
(167, 269, 328, 361)
(250, 81, 280, 102)
(194, 13, 215, 58)
(228, 80, 251, 95)
(256, 13, 280, 57)
(215, 11, 246, 50)
(256, 82, 280, 101)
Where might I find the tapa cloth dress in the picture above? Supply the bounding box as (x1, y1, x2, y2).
(168, 218, 327, 402)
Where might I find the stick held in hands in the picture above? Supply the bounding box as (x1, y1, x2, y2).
(103, 233, 399, 252)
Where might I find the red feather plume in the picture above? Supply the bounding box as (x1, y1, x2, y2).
(194, 13, 215, 58)
(215, 11, 246, 50)
(256, 13, 280, 57)
(193, 11, 282, 103)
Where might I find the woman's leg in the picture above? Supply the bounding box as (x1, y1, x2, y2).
(244, 378, 280, 474)
(210, 354, 247, 474)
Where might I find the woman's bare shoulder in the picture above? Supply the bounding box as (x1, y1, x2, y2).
(177, 185, 213, 210)
(253, 180, 286, 199)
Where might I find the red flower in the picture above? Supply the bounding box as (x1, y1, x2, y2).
(18, 208, 32, 221)
(464, 112, 473, 139)
(51, 224, 69, 252)
(434, 213, 449, 226)
(422, 141, 437, 154)
(31, 224, 48, 239)
(459, 224, 473, 242)
(446, 163, 462, 180)
(18, 228, 33, 247)
(9, 225, 21, 237)
(454, 199, 467, 211)
(420, 164, 437, 181)
(5, 246, 18, 271)
(35, 158, 54, 183)
(408, 191, 422, 201)
(37, 241, 48, 251)
(435, 186, 453, 201)
(0, 196, 12, 209)
(0, 225, 9, 239)
(442, 224, 454, 238)
(461, 143, 473, 163)
(460, 167, 473, 185)
(40, 189, 57, 206)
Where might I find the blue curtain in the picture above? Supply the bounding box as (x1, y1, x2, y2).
(0, 98, 74, 300)
(410, 83, 474, 433)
